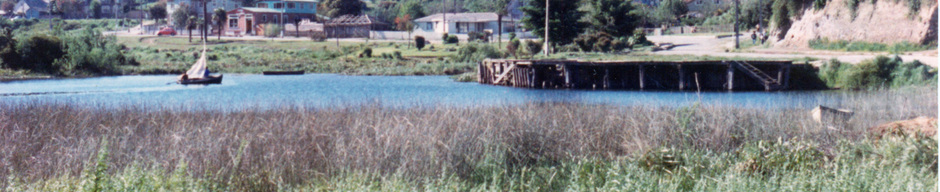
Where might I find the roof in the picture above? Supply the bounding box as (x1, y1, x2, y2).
(14, 0, 48, 13)
(414, 12, 513, 23)
(326, 14, 387, 26)
(240, 7, 282, 13)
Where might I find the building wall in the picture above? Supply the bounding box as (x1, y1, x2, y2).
(225, 9, 316, 36)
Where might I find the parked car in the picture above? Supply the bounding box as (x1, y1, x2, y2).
(156, 27, 177, 36)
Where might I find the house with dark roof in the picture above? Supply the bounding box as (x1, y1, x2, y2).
(13, 0, 48, 19)
(324, 14, 387, 38)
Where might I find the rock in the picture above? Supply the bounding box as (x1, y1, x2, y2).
(868, 116, 937, 139)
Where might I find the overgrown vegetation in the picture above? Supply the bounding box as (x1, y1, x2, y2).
(808, 38, 937, 53)
(0, 20, 135, 76)
(1, 87, 936, 190)
(817, 56, 937, 89)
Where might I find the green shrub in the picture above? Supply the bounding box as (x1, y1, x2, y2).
(813, 0, 827, 10)
(359, 47, 372, 58)
(18, 34, 65, 74)
(524, 40, 543, 56)
(735, 138, 826, 175)
(820, 56, 936, 89)
(263, 24, 282, 38)
(507, 38, 520, 58)
(468, 31, 488, 42)
(415, 36, 426, 50)
(445, 35, 459, 44)
(454, 43, 501, 62)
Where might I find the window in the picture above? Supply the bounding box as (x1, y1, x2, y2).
(457, 22, 469, 33)
(287, 2, 295, 8)
(425, 23, 432, 30)
(228, 17, 238, 28)
(257, 3, 267, 8)
(262, 15, 267, 22)
(274, 3, 283, 9)
(284, 15, 289, 22)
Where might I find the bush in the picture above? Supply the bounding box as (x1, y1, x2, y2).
(310, 31, 327, 41)
(524, 40, 543, 56)
(414, 36, 426, 50)
(820, 56, 937, 89)
(735, 138, 826, 175)
(445, 35, 459, 44)
(263, 24, 282, 38)
(507, 38, 520, 58)
(18, 34, 65, 74)
(631, 30, 653, 47)
(454, 43, 501, 62)
(359, 47, 372, 58)
(813, 0, 827, 10)
(467, 31, 489, 42)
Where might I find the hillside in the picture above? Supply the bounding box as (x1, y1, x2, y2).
(776, 0, 937, 48)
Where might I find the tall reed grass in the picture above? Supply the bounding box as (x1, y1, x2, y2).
(0, 87, 935, 191)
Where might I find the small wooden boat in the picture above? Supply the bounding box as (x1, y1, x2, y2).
(179, 74, 223, 84)
(177, 43, 222, 85)
(263, 70, 305, 75)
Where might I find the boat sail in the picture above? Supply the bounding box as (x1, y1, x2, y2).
(178, 43, 222, 84)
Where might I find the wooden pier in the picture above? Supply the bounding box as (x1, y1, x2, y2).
(478, 59, 793, 91)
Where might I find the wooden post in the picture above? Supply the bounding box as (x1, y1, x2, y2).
(563, 64, 571, 88)
(639, 65, 645, 90)
(727, 63, 734, 91)
(603, 67, 610, 89)
(678, 64, 685, 90)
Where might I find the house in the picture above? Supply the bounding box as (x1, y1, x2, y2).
(412, 12, 518, 36)
(224, 0, 318, 37)
(99, 0, 124, 18)
(167, 0, 241, 24)
(13, 0, 48, 19)
(684, 0, 732, 17)
(324, 14, 387, 38)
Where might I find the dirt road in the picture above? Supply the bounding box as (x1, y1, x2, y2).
(646, 35, 938, 67)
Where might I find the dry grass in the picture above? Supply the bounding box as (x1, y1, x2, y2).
(0, 87, 935, 190)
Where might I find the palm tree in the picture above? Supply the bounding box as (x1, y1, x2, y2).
(214, 8, 226, 40)
(188, 16, 196, 42)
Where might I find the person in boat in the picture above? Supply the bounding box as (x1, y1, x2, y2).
(204, 69, 211, 77)
(181, 74, 188, 80)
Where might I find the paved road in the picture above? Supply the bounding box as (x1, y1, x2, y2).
(647, 35, 938, 67)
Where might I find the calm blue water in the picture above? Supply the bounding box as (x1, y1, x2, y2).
(0, 74, 847, 110)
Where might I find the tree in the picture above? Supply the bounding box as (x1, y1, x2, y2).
(398, 0, 425, 20)
(172, 3, 191, 28)
(89, 0, 102, 19)
(587, 0, 640, 39)
(466, 0, 510, 47)
(214, 8, 226, 40)
(520, 0, 585, 53)
(655, 0, 687, 26)
(149, 2, 167, 23)
(187, 16, 197, 42)
(319, 0, 366, 18)
(192, 0, 210, 41)
(394, 14, 414, 46)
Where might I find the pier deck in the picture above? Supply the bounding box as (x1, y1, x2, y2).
(478, 59, 793, 91)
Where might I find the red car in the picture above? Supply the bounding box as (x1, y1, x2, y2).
(156, 27, 177, 36)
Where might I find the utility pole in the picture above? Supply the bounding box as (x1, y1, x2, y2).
(734, 0, 739, 49)
(543, 0, 549, 56)
(443, 0, 446, 35)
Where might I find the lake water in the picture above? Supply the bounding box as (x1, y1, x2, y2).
(0, 74, 849, 110)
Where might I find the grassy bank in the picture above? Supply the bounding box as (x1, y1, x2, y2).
(1, 87, 935, 191)
(808, 38, 937, 53)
